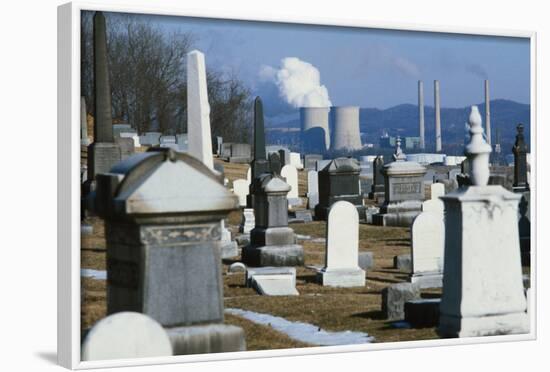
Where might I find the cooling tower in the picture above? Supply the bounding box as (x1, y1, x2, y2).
(330, 106, 362, 151)
(434, 80, 442, 152)
(300, 107, 330, 153)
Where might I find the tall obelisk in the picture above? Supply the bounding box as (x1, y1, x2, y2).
(418, 80, 425, 150)
(434, 80, 442, 152)
(88, 11, 120, 180)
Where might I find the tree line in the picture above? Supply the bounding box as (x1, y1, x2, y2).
(81, 11, 252, 142)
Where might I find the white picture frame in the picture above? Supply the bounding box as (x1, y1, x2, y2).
(58, 1, 537, 369)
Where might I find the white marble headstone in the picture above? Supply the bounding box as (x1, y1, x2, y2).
(232, 179, 249, 207)
(281, 165, 299, 199)
(81, 312, 172, 361)
(410, 211, 444, 288)
(422, 183, 445, 214)
(307, 170, 318, 195)
(187, 50, 214, 169)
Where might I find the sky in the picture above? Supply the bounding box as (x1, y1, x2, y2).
(110, 12, 530, 117)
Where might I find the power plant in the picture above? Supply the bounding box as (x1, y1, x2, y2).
(330, 106, 362, 151)
(434, 80, 442, 152)
(418, 80, 425, 150)
(300, 107, 330, 153)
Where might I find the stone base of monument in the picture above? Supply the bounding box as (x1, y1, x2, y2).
(382, 282, 421, 321)
(316, 268, 366, 288)
(372, 200, 422, 227)
(166, 323, 246, 355)
(405, 298, 440, 328)
(228, 156, 251, 163)
(242, 244, 304, 267)
(438, 312, 529, 338)
(410, 272, 443, 289)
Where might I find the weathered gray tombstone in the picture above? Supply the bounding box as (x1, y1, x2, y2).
(139, 132, 162, 146)
(373, 138, 426, 227)
(242, 174, 304, 266)
(212, 136, 223, 155)
(513, 123, 529, 192)
(247, 97, 270, 209)
(95, 148, 246, 354)
(187, 50, 214, 169)
(87, 12, 121, 181)
(219, 142, 233, 160)
(307, 170, 319, 210)
(304, 154, 323, 170)
(315, 158, 365, 221)
(268, 152, 282, 175)
(368, 156, 385, 201)
(317, 201, 365, 287)
(229, 143, 252, 163)
(112, 124, 134, 139)
(81, 312, 172, 361)
(409, 211, 444, 288)
(115, 137, 135, 160)
(438, 106, 528, 337)
(278, 148, 290, 166)
(382, 282, 421, 321)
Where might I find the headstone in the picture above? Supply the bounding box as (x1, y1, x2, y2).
(228, 262, 246, 273)
(304, 154, 323, 170)
(358, 251, 374, 270)
(409, 211, 444, 288)
(382, 282, 421, 321)
(422, 183, 445, 214)
(232, 179, 249, 207)
(368, 156, 385, 201)
(246, 267, 298, 296)
(315, 157, 365, 221)
(307, 170, 319, 210)
(242, 174, 304, 267)
(268, 152, 282, 175)
(317, 201, 365, 287)
(175, 134, 189, 152)
(290, 210, 313, 223)
(219, 220, 238, 258)
(112, 124, 134, 139)
(95, 148, 246, 354)
(405, 299, 440, 328)
(187, 50, 214, 169)
(139, 132, 162, 146)
(278, 148, 290, 166)
(512, 123, 529, 192)
(373, 138, 426, 227)
(289, 152, 303, 170)
(438, 106, 528, 337)
(239, 208, 255, 234)
(87, 12, 121, 181)
(394, 254, 412, 272)
(115, 137, 135, 160)
(518, 192, 531, 266)
(220, 142, 232, 160)
(281, 164, 299, 201)
(250, 97, 270, 180)
(229, 143, 252, 163)
(212, 136, 222, 155)
(81, 312, 172, 361)
(119, 132, 140, 148)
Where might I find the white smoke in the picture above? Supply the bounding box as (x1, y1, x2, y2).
(259, 57, 332, 108)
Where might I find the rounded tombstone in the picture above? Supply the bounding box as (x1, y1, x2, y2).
(81, 312, 172, 361)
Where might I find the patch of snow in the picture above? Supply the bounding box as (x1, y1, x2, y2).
(226, 308, 374, 346)
(81, 269, 107, 280)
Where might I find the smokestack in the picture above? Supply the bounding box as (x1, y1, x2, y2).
(418, 80, 425, 150)
(485, 79, 492, 146)
(434, 80, 442, 152)
(330, 106, 362, 151)
(300, 107, 330, 153)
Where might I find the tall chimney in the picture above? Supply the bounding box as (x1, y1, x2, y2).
(418, 80, 425, 150)
(434, 80, 442, 152)
(485, 79, 492, 146)
(93, 11, 114, 143)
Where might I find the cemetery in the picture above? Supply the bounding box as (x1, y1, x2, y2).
(78, 11, 532, 361)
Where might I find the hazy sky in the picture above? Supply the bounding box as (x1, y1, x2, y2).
(113, 13, 530, 115)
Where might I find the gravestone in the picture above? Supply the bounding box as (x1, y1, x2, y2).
(242, 174, 304, 267)
(81, 312, 172, 361)
(281, 164, 300, 204)
(438, 106, 528, 337)
(382, 283, 421, 321)
(246, 267, 298, 296)
(95, 148, 246, 354)
(220, 220, 238, 258)
(278, 148, 290, 166)
(512, 123, 529, 192)
(368, 156, 385, 201)
(289, 152, 303, 170)
(268, 152, 282, 175)
(187, 50, 214, 169)
(119, 132, 140, 148)
(373, 138, 426, 227)
(239, 208, 255, 234)
(115, 137, 135, 160)
(307, 170, 319, 210)
(212, 136, 222, 155)
(232, 179, 249, 207)
(112, 124, 134, 139)
(247, 98, 270, 209)
(422, 183, 445, 214)
(87, 12, 121, 181)
(317, 201, 365, 287)
(220, 143, 232, 160)
(139, 132, 162, 146)
(315, 157, 365, 221)
(304, 154, 323, 170)
(316, 159, 331, 171)
(229, 143, 252, 163)
(518, 192, 531, 266)
(409, 211, 444, 288)
(175, 134, 189, 152)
